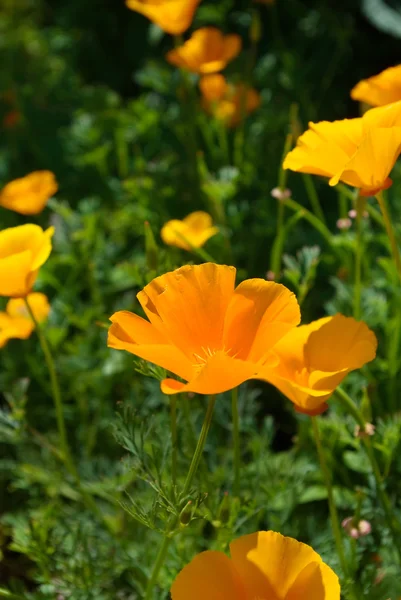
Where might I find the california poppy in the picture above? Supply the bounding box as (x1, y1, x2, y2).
(160, 211, 218, 250)
(351, 65, 401, 107)
(108, 263, 300, 395)
(0, 171, 58, 215)
(200, 74, 260, 127)
(0, 292, 50, 348)
(0, 224, 54, 297)
(283, 100, 401, 197)
(166, 28, 242, 74)
(125, 0, 200, 35)
(264, 314, 377, 415)
(171, 530, 340, 600)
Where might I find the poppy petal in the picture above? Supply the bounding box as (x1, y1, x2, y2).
(161, 351, 260, 395)
(230, 531, 328, 599)
(223, 279, 300, 362)
(170, 550, 245, 600)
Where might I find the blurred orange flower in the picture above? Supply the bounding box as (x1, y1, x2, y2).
(200, 74, 260, 127)
(3, 110, 21, 129)
(0, 171, 58, 215)
(283, 100, 401, 196)
(171, 530, 340, 600)
(166, 28, 242, 74)
(108, 263, 300, 395)
(351, 65, 401, 107)
(160, 211, 218, 250)
(264, 314, 377, 415)
(0, 292, 50, 348)
(125, 0, 200, 35)
(0, 224, 54, 298)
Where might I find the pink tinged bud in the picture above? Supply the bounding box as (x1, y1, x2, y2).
(336, 217, 352, 230)
(271, 187, 291, 201)
(350, 528, 360, 539)
(342, 517, 353, 530)
(358, 520, 372, 536)
(354, 423, 375, 438)
(348, 209, 368, 219)
(266, 270, 275, 281)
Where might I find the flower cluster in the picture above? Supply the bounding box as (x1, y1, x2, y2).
(108, 262, 376, 415)
(127, 0, 260, 126)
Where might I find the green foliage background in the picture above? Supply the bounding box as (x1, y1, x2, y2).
(1, 0, 401, 598)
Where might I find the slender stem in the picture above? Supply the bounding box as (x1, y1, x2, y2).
(145, 395, 217, 599)
(24, 297, 74, 475)
(284, 197, 333, 244)
(336, 387, 401, 560)
(353, 191, 363, 320)
(311, 417, 349, 579)
(376, 191, 401, 282)
(170, 396, 178, 488)
(337, 186, 348, 219)
(302, 174, 326, 224)
(25, 298, 113, 532)
(231, 387, 240, 497)
(182, 395, 216, 495)
(270, 132, 293, 274)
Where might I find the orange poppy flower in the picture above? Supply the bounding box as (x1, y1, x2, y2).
(283, 100, 401, 196)
(171, 530, 340, 600)
(200, 74, 260, 127)
(166, 28, 242, 74)
(160, 211, 218, 250)
(108, 263, 301, 395)
(351, 65, 401, 107)
(0, 171, 58, 215)
(264, 314, 377, 415)
(0, 224, 54, 298)
(0, 292, 50, 348)
(125, 0, 200, 35)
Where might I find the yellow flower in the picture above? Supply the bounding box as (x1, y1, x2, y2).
(108, 263, 301, 395)
(0, 171, 58, 215)
(0, 292, 50, 348)
(264, 314, 377, 415)
(351, 65, 401, 107)
(125, 0, 200, 35)
(200, 74, 260, 127)
(171, 530, 340, 600)
(166, 28, 242, 74)
(283, 100, 401, 196)
(160, 211, 218, 250)
(0, 224, 54, 298)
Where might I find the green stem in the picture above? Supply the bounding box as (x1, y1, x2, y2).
(24, 297, 74, 475)
(284, 198, 333, 244)
(311, 417, 350, 583)
(335, 387, 401, 560)
(353, 191, 363, 320)
(145, 395, 217, 599)
(376, 191, 401, 282)
(170, 396, 178, 488)
(270, 132, 293, 274)
(231, 387, 240, 497)
(302, 174, 326, 224)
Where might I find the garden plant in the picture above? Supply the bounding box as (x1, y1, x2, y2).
(1, 0, 401, 598)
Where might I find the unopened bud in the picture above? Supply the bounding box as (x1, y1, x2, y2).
(271, 187, 291, 201)
(179, 500, 193, 525)
(218, 492, 230, 524)
(336, 218, 352, 230)
(266, 270, 275, 281)
(342, 516, 372, 538)
(354, 423, 375, 438)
